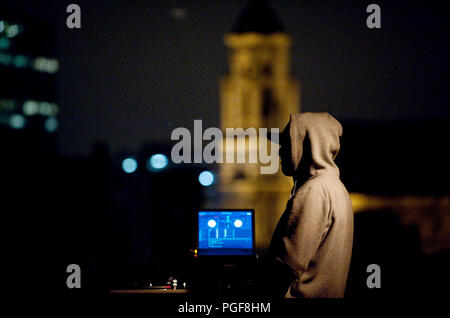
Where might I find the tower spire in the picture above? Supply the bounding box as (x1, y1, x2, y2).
(232, 0, 286, 34)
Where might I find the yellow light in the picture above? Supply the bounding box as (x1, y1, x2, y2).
(349, 192, 450, 214)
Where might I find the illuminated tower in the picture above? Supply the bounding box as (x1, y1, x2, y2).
(218, 0, 300, 252)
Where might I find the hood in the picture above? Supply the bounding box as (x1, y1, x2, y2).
(286, 112, 342, 179)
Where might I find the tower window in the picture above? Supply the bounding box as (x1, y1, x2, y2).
(262, 88, 275, 116)
(262, 64, 272, 76)
(233, 170, 246, 180)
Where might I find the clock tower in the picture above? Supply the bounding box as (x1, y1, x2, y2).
(217, 0, 301, 251)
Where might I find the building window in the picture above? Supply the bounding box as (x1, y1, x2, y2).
(262, 88, 275, 117)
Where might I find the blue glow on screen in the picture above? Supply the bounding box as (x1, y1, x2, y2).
(198, 211, 253, 249)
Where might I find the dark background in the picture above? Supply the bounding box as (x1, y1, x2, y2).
(3, 0, 448, 155)
(1, 0, 448, 299)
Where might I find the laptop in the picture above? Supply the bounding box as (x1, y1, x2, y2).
(197, 209, 255, 256)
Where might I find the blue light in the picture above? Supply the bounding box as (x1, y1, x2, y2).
(199, 171, 214, 187)
(122, 158, 138, 174)
(148, 154, 168, 170)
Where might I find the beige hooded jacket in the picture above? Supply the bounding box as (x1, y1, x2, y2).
(266, 112, 354, 298)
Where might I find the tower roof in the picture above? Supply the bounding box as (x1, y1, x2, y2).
(231, 0, 286, 34)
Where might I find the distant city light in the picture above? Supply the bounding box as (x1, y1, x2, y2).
(34, 57, 59, 74)
(13, 55, 28, 68)
(207, 219, 217, 228)
(198, 171, 214, 187)
(9, 114, 25, 129)
(122, 158, 138, 174)
(0, 37, 10, 50)
(148, 154, 168, 170)
(0, 52, 12, 66)
(0, 52, 59, 74)
(49, 103, 59, 116)
(0, 99, 16, 111)
(171, 8, 188, 20)
(22, 100, 58, 116)
(39, 102, 53, 116)
(23, 100, 39, 115)
(5, 24, 19, 38)
(44, 117, 58, 133)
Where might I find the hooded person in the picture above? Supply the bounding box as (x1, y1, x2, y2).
(263, 112, 354, 298)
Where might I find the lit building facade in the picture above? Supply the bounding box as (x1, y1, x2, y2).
(217, 1, 300, 252)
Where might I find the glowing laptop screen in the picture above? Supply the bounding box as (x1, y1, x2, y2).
(198, 210, 253, 251)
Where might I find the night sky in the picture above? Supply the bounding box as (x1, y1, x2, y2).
(5, 0, 448, 155)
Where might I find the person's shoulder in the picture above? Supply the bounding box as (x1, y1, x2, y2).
(296, 178, 327, 199)
(297, 173, 341, 197)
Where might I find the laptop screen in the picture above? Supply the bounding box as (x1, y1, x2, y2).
(198, 210, 254, 254)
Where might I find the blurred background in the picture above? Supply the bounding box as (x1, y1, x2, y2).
(1, 0, 448, 298)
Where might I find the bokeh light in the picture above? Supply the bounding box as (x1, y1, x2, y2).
(9, 114, 25, 129)
(122, 158, 138, 174)
(44, 117, 58, 133)
(199, 171, 214, 186)
(148, 154, 168, 170)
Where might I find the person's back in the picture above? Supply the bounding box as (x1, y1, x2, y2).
(265, 112, 354, 298)
(284, 172, 353, 297)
